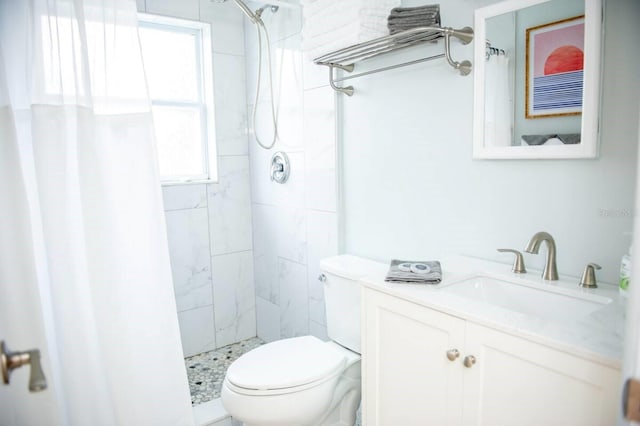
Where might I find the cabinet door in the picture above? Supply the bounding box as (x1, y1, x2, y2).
(362, 288, 466, 426)
(462, 322, 620, 426)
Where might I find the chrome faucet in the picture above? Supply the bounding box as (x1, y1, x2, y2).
(524, 231, 559, 281)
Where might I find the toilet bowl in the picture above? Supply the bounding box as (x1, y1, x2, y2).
(221, 335, 360, 426)
(221, 255, 381, 426)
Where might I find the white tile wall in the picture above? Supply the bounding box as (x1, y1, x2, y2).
(248, 145, 276, 204)
(273, 151, 306, 208)
(278, 258, 308, 338)
(302, 53, 328, 90)
(178, 306, 217, 357)
(208, 156, 253, 255)
(305, 169, 336, 212)
(213, 54, 250, 156)
(163, 184, 208, 211)
(212, 251, 256, 347)
(251, 203, 279, 304)
(245, 3, 339, 341)
(306, 211, 338, 326)
(277, 207, 307, 264)
(256, 296, 281, 343)
(309, 320, 329, 342)
(303, 86, 336, 169)
(304, 85, 337, 212)
(145, 0, 199, 20)
(200, 0, 245, 56)
(165, 208, 213, 312)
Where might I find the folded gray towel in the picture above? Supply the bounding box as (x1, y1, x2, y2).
(521, 133, 581, 145)
(557, 133, 581, 144)
(389, 17, 439, 26)
(389, 4, 440, 18)
(389, 12, 440, 21)
(389, 22, 441, 35)
(385, 259, 442, 284)
(387, 4, 441, 34)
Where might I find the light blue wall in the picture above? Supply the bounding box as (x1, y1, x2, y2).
(342, 0, 640, 284)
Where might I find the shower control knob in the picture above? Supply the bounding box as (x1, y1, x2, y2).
(446, 349, 460, 361)
(270, 152, 290, 184)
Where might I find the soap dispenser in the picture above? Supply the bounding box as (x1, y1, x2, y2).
(620, 244, 632, 297)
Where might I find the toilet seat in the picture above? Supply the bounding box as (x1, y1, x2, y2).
(225, 336, 347, 396)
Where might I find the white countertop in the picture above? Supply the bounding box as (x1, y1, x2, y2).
(360, 255, 626, 369)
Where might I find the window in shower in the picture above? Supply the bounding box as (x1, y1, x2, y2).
(138, 14, 218, 183)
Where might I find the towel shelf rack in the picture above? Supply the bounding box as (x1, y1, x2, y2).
(313, 26, 474, 96)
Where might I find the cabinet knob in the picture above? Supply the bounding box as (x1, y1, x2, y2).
(446, 349, 460, 361)
(463, 355, 476, 368)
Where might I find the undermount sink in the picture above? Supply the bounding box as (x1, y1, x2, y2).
(442, 276, 612, 323)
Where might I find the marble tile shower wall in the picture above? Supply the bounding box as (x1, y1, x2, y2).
(244, 4, 339, 343)
(137, 0, 256, 357)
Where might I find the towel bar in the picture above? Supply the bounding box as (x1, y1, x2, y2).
(313, 26, 474, 96)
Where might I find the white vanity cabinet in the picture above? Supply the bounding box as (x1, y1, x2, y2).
(362, 287, 621, 426)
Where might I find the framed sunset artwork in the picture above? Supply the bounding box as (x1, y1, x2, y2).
(525, 15, 585, 119)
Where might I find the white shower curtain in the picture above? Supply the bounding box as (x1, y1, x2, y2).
(0, 1, 193, 424)
(484, 54, 512, 147)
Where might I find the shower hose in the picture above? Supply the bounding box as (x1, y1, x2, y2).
(251, 18, 280, 150)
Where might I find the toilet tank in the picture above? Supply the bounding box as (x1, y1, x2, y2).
(319, 255, 385, 354)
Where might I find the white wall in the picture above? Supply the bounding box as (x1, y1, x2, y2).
(342, 0, 640, 285)
(137, 0, 256, 357)
(244, 3, 339, 342)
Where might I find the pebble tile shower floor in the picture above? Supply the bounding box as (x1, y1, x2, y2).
(185, 337, 264, 405)
(185, 336, 362, 426)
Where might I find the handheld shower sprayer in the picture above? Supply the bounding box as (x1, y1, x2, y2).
(213, 1, 279, 24)
(232, 0, 260, 23)
(212, 0, 280, 150)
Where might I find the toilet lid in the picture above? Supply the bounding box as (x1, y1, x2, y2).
(225, 336, 346, 391)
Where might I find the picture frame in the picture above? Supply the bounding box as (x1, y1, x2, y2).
(525, 15, 585, 119)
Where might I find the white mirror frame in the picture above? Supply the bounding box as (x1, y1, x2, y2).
(472, 0, 602, 159)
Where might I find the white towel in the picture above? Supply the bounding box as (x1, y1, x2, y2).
(303, 11, 388, 40)
(303, 0, 400, 21)
(302, 0, 400, 56)
(305, 22, 388, 59)
(305, 6, 390, 23)
(305, 4, 396, 21)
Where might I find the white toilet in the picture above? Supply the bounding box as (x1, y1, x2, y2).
(221, 255, 380, 426)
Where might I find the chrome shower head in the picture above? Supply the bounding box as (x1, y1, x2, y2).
(255, 4, 279, 19)
(212, 0, 278, 24)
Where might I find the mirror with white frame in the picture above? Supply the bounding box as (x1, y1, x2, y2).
(473, 0, 602, 159)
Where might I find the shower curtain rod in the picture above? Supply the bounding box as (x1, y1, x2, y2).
(485, 41, 506, 59)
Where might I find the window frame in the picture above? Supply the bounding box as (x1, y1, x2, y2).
(138, 13, 218, 184)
